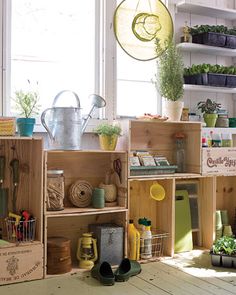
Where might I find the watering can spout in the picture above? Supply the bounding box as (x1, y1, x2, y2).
(81, 94, 106, 134)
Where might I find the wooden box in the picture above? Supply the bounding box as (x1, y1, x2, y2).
(123, 120, 202, 176)
(0, 243, 43, 285)
(202, 148, 236, 175)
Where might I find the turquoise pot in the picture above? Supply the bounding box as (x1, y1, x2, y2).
(17, 118, 36, 137)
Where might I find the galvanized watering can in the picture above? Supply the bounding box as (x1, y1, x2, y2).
(41, 90, 106, 150)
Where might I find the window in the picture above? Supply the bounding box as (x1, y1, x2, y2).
(5, 0, 99, 118)
(0, 0, 162, 123)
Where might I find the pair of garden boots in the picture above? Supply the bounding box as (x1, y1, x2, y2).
(91, 258, 141, 286)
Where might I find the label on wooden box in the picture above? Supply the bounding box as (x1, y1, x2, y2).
(0, 243, 43, 285)
(202, 148, 236, 175)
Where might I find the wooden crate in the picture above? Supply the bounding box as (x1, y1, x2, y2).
(0, 243, 43, 285)
(202, 148, 236, 175)
(44, 150, 128, 277)
(45, 212, 127, 276)
(45, 150, 128, 212)
(0, 137, 43, 242)
(127, 120, 202, 175)
(129, 178, 174, 257)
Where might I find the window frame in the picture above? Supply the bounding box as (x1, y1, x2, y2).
(0, 0, 118, 132)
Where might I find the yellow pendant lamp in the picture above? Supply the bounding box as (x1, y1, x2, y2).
(113, 0, 173, 61)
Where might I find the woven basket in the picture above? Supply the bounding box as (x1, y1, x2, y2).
(0, 118, 15, 136)
(69, 180, 93, 207)
(99, 183, 117, 202)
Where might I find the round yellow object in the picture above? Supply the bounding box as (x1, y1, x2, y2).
(150, 182, 165, 201)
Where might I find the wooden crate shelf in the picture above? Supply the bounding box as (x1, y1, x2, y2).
(0, 137, 44, 285)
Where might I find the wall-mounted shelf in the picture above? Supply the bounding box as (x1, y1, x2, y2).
(184, 84, 236, 94)
(177, 43, 236, 57)
(176, 1, 236, 20)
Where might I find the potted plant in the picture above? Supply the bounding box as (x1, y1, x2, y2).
(189, 24, 236, 49)
(197, 98, 221, 127)
(155, 38, 184, 121)
(211, 236, 236, 268)
(94, 123, 122, 151)
(13, 82, 40, 136)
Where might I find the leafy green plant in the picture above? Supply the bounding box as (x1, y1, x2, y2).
(13, 81, 40, 118)
(197, 99, 221, 114)
(94, 123, 122, 137)
(154, 39, 184, 101)
(184, 64, 236, 76)
(213, 236, 236, 255)
(189, 24, 230, 35)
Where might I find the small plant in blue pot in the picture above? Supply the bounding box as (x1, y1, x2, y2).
(13, 83, 40, 137)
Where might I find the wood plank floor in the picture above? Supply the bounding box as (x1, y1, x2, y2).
(1, 250, 236, 295)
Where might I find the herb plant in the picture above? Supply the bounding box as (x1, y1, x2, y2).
(94, 123, 122, 137)
(189, 24, 236, 36)
(184, 64, 236, 76)
(154, 39, 184, 101)
(13, 81, 40, 118)
(212, 236, 236, 256)
(197, 99, 221, 114)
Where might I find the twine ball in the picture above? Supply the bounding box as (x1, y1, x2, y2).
(69, 180, 93, 207)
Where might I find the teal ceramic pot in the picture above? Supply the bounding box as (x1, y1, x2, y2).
(17, 118, 36, 137)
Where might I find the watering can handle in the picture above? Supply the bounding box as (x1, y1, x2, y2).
(52, 90, 81, 108)
(41, 108, 54, 141)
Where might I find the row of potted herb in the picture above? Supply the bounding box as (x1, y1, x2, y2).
(211, 236, 236, 268)
(189, 25, 236, 49)
(184, 64, 236, 87)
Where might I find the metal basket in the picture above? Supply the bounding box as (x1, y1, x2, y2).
(5, 218, 36, 243)
(138, 230, 169, 262)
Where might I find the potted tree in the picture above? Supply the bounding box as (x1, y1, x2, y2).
(197, 98, 221, 127)
(13, 83, 40, 137)
(94, 123, 122, 151)
(154, 38, 184, 121)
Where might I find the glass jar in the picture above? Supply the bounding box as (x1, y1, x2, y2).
(222, 133, 233, 147)
(47, 170, 65, 211)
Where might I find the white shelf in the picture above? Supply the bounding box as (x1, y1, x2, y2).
(184, 84, 236, 93)
(203, 127, 236, 133)
(176, 1, 236, 20)
(177, 43, 236, 57)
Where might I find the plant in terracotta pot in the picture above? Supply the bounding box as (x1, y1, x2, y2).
(197, 98, 221, 127)
(94, 123, 122, 151)
(13, 81, 40, 136)
(154, 38, 184, 121)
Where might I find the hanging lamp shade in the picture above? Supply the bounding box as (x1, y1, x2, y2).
(113, 0, 173, 61)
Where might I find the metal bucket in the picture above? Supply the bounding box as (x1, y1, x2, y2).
(41, 90, 82, 150)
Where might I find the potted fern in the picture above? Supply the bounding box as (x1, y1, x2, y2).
(94, 123, 122, 151)
(13, 83, 40, 137)
(154, 38, 184, 121)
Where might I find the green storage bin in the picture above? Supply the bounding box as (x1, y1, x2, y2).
(175, 190, 193, 253)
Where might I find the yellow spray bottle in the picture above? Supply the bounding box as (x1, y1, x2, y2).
(128, 219, 140, 260)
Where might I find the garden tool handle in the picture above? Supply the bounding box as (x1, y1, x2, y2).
(0, 156, 5, 185)
(10, 159, 19, 185)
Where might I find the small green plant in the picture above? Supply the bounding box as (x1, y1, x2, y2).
(184, 64, 236, 76)
(154, 38, 184, 101)
(13, 81, 40, 118)
(213, 236, 236, 255)
(94, 123, 122, 137)
(197, 99, 221, 114)
(189, 24, 236, 35)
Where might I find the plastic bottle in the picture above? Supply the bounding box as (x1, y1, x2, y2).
(139, 218, 152, 259)
(128, 219, 140, 260)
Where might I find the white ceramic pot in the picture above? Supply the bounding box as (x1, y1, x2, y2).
(162, 100, 184, 121)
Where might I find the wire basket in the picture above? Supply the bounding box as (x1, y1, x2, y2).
(5, 218, 36, 243)
(138, 230, 169, 262)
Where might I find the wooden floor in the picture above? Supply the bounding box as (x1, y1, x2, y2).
(1, 250, 236, 295)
